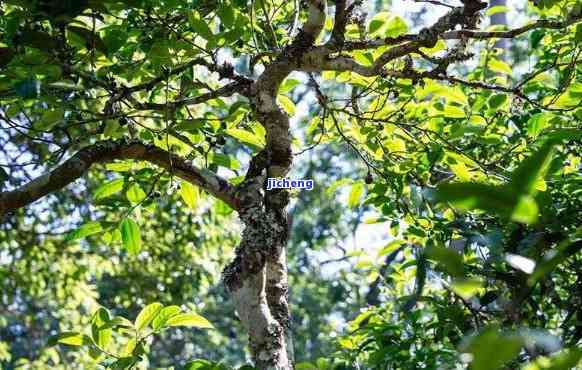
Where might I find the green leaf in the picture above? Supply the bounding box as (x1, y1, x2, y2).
(426, 244, 464, 277)
(164, 313, 214, 329)
(67, 26, 108, 54)
(152, 305, 182, 331)
(134, 302, 163, 332)
(451, 278, 482, 299)
(526, 112, 553, 138)
(384, 15, 408, 37)
(279, 78, 300, 94)
(225, 128, 265, 149)
(509, 140, 556, 195)
(64, 221, 103, 242)
(348, 183, 365, 208)
(443, 105, 466, 118)
(535, 348, 582, 370)
(462, 326, 523, 370)
(35, 109, 64, 131)
(179, 182, 199, 210)
(209, 153, 240, 170)
(94, 178, 124, 200)
(106, 162, 133, 172)
(488, 94, 507, 110)
(185, 360, 215, 370)
(488, 58, 512, 75)
(91, 308, 112, 349)
(188, 11, 213, 40)
(368, 12, 408, 37)
(277, 94, 296, 115)
(101, 316, 133, 330)
(436, 182, 515, 214)
(49, 332, 90, 347)
(126, 183, 146, 204)
(214, 199, 234, 216)
(510, 195, 539, 224)
(120, 218, 142, 256)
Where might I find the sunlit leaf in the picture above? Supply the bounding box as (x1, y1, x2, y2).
(120, 218, 142, 256)
(348, 183, 365, 208)
(94, 178, 124, 200)
(134, 302, 163, 332)
(179, 182, 199, 210)
(152, 306, 182, 331)
(462, 326, 523, 370)
(126, 183, 146, 204)
(451, 278, 482, 299)
(64, 221, 103, 242)
(165, 313, 214, 329)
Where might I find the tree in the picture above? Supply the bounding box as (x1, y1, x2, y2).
(1, 0, 581, 369)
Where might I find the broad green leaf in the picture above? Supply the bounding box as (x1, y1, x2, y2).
(277, 95, 296, 115)
(488, 58, 512, 75)
(179, 182, 199, 210)
(384, 15, 408, 37)
(209, 153, 240, 170)
(120, 338, 137, 357)
(94, 178, 124, 200)
(64, 221, 103, 242)
(215, 199, 234, 216)
(527, 112, 553, 138)
(102, 316, 133, 330)
(106, 161, 133, 172)
(462, 326, 523, 370)
(225, 128, 265, 149)
(120, 218, 142, 256)
(35, 109, 63, 131)
(165, 313, 214, 329)
(185, 360, 215, 370)
(152, 305, 182, 330)
(188, 11, 213, 40)
(126, 183, 146, 204)
(436, 182, 514, 214)
(426, 244, 464, 277)
(488, 94, 507, 110)
(509, 140, 556, 195)
(91, 308, 112, 349)
(443, 105, 466, 118)
(348, 183, 365, 208)
(134, 302, 163, 332)
(510, 195, 539, 224)
(451, 278, 482, 299)
(527, 348, 582, 370)
(279, 78, 300, 94)
(50, 332, 90, 347)
(377, 240, 403, 257)
(368, 12, 407, 37)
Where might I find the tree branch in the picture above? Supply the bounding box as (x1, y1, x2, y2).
(0, 140, 238, 217)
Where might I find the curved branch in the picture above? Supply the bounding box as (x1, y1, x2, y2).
(0, 140, 238, 216)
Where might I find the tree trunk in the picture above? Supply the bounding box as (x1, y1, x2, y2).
(223, 58, 295, 369)
(223, 200, 293, 369)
